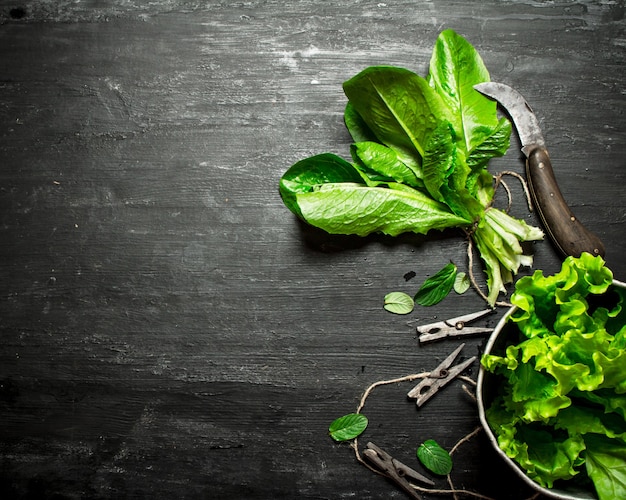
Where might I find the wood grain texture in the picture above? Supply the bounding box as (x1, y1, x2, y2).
(0, 1, 624, 498)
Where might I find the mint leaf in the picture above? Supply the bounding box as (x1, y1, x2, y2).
(329, 413, 368, 442)
(383, 292, 415, 315)
(417, 439, 453, 475)
(414, 263, 457, 306)
(454, 272, 470, 294)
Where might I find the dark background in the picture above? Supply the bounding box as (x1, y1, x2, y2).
(1, 1, 624, 498)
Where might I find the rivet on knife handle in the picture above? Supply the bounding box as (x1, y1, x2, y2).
(525, 146, 605, 257)
(473, 81, 605, 258)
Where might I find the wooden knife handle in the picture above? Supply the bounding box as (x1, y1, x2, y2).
(526, 147, 605, 258)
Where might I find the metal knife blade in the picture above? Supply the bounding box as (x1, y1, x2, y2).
(473, 82, 546, 154)
(474, 82, 605, 258)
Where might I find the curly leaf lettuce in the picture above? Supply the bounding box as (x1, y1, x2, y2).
(482, 254, 626, 499)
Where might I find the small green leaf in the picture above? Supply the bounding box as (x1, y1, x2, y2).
(414, 263, 457, 306)
(329, 413, 368, 442)
(384, 292, 415, 315)
(454, 271, 470, 294)
(417, 439, 453, 475)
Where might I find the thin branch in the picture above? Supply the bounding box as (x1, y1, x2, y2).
(494, 176, 513, 211)
(462, 384, 477, 403)
(356, 373, 427, 414)
(465, 223, 514, 310)
(495, 170, 534, 212)
(351, 373, 498, 500)
(466, 236, 490, 304)
(458, 375, 476, 387)
(450, 426, 482, 456)
(448, 473, 459, 500)
(351, 438, 382, 476)
(412, 483, 496, 499)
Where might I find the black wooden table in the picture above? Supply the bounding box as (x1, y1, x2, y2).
(1, 1, 624, 498)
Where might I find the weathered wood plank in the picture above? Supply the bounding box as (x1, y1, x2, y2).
(0, 1, 624, 498)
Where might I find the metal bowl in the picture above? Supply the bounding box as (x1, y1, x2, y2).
(476, 280, 626, 500)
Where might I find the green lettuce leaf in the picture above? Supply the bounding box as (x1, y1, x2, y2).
(585, 434, 626, 500)
(344, 101, 378, 143)
(426, 29, 512, 213)
(421, 122, 484, 222)
(293, 183, 469, 237)
(279, 30, 543, 306)
(279, 153, 366, 218)
(572, 389, 626, 420)
(350, 141, 423, 189)
(554, 405, 626, 442)
(279, 153, 470, 237)
(427, 29, 510, 164)
(486, 401, 586, 488)
(343, 66, 449, 172)
(482, 255, 626, 495)
(471, 208, 542, 305)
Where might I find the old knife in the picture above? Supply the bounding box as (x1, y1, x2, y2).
(474, 82, 605, 258)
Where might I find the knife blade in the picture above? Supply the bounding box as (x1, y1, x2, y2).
(474, 82, 605, 258)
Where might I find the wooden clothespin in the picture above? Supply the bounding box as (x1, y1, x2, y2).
(363, 441, 434, 499)
(417, 309, 494, 343)
(407, 343, 476, 407)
